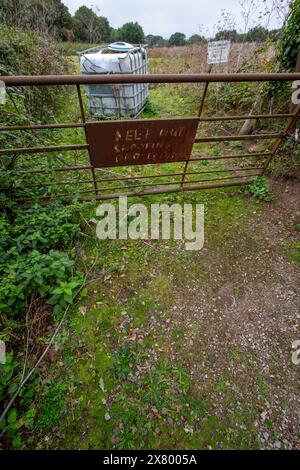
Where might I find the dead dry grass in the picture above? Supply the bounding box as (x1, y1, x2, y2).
(148, 43, 274, 74)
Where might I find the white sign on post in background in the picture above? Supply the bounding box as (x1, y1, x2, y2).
(207, 41, 231, 65)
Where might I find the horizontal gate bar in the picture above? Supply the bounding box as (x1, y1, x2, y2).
(2, 73, 300, 86)
(0, 144, 89, 155)
(16, 165, 93, 174)
(19, 176, 255, 202)
(14, 152, 270, 175)
(79, 179, 254, 201)
(198, 113, 294, 121)
(29, 173, 258, 198)
(17, 166, 263, 189)
(0, 123, 84, 132)
(195, 133, 283, 143)
(80, 173, 261, 193)
(0, 136, 281, 156)
(19, 179, 255, 203)
(0, 114, 292, 133)
(190, 152, 271, 161)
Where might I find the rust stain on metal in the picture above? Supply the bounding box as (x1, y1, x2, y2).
(86, 118, 199, 167)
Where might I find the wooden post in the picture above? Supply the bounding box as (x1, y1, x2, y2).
(76, 84, 98, 196)
(198, 64, 213, 117)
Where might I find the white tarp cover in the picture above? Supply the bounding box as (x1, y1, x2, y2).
(79, 44, 148, 116)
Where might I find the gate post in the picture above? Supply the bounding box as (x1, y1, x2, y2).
(76, 84, 98, 196)
(181, 64, 213, 187)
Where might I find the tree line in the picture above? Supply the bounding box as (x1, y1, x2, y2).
(162, 26, 281, 47)
(0, 0, 282, 46)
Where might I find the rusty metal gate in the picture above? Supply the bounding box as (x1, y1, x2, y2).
(0, 72, 299, 202)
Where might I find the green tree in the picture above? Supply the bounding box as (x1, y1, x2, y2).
(116, 22, 145, 44)
(73, 6, 111, 43)
(169, 32, 186, 47)
(98, 16, 112, 42)
(245, 26, 268, 42)
(51, 0, 73, 40)
(187, 34, 206, 44)
(110, 28, 118, 42)
(215, 29, 238, 41)
(146, 34, 166, 47)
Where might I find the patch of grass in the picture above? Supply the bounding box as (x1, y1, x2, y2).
(287, 241, 300, 263)
(142, 84, 198, 118)
(110, 360, 206, 449)
(36, 381, 68, 435)
(229, 347, 246, 361)
(144, 274, 172, 306)
(256, 375, 270, 401)
(213, 376, 229, 393)
(142, 99, 158, 118)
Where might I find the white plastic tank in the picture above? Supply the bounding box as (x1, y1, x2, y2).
(79, 42, 148, 117)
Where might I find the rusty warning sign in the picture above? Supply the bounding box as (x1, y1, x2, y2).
(86, 118, 198, 167)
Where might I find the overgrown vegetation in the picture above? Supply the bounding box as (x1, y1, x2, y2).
(0, 28, 84, 449)
(247, 176, 270, 200)
(269, 139, 300, 177)
(260, 0, 300, 178)
(0, 200, 83, 449)
(0, 26, 67, 121)
(277, 0, 300, 71)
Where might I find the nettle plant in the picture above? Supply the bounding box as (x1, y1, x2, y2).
(0, 26, 86, 449)
(0, 191, 84, 442)
(0, 203, 83, 318)
(0, 202, 84, 448)
(247, 176, 270, 200)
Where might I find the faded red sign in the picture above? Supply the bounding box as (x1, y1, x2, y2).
(86, 118, 198, 167)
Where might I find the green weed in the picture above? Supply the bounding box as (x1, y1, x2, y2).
(287, 241, 300, 263)
(36, 381, 68, 434)
(247, 176, 270, 200)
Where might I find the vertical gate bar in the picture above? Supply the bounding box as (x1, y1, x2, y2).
(197, 64, 213, 118)
(262, 102, 300, 174)
(181, 64, 213, 187)
(76, 84, 98, 196)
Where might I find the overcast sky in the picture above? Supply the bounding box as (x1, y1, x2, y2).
(62, 0, 287, 38)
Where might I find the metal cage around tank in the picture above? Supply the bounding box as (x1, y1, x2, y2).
(79, 43, 149, 117)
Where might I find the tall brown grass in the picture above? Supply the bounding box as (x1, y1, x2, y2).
(148, 43, 275, 74)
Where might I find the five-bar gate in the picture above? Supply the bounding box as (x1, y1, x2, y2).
(0, 72, 299, 202)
